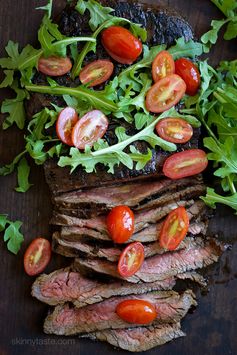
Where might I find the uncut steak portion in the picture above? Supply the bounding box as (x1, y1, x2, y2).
(84, 322, 185, 352)
(44, 290, 196, 335)
(32, 267, 176, 307)
(41, 0, 197, 195)
(74, 237, 224, 283)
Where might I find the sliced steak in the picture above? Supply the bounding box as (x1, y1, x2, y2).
(44, 290, 196, 335)
(84, 322, 185, 352)
(74, 237, 224, 283)
(32, 267, 176, 307)
(53, 176, 205, 218)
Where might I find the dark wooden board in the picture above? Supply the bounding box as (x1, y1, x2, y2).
(0, 1, 237, 354)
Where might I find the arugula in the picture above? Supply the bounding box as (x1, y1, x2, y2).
(201, 188, 237, 213)
(0, 215, 24, 254)
(15, 158, 32, 193)
(201, 0, 237, 52)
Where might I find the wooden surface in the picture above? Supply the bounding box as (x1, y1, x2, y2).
(0, 1, 237, 354)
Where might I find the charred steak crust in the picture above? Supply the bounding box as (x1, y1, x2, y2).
(39, 1, 198, 194)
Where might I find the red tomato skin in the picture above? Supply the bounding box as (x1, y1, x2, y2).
(116, 300, 157, 325)
(118, 242, 144, 278)
(159, 206, 189, 251)
(71, 110, 109, 149)
(156, 117, 193, 144)
(101, 26, 143, 64)
(56, 107, 79, 146)
(24, 238, 51, 276)
(107, 205, 135, 244)
(175, 58, 200, 96)
(163, 149, 208, 179)
(38, 56, 72, 76)
(79, 60, 114, 87)
(152, 50, 175, 82)
(145, 74, 187, 113)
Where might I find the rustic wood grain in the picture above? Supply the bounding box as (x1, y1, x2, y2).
(0, 1, 237, 355)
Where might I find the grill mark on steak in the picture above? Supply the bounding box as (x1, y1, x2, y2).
(41, 0, 197, 195)
(84, 322, 185, 352)
(74, 236, 225, 283)
(43, 290, 196, 335)
(32, 267, 176, 307)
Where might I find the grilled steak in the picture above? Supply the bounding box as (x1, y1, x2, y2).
(41, 0, 197, 194)
(84, 322, 185, 352)
(74, 236, 224, 283)
(44, 290, 196, 335)
(32, 267, 176, 307)
(53, 177, 206, 218)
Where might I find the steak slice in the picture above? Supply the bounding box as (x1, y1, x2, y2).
(42, 0, 196, 195)
(74, 237, 224, 283)
(32, 267, 176, 307)
(44, 290, 196, 335)
(84, 322, 185, 352)
(52, 176, 205, 218)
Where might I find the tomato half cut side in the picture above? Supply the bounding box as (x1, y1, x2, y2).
(24, 238, 51, 276)
(156, 117, 193, 144)
(175, 58, 201, 96)
(56, 107, 79, 146)
(152, 50, 175, 82)
(116, 299, 157, 325)
(159, 206, 189, 251)
(118, 242, 144, 277)
(38, 56, 72, 76)
(71, 110, 109, 150)
(79, 60, 114, 87)
(101, 26, 143, 64)
(145, 74, 186, 113)
(163, 149, 208, 179)
(107, 205, 135, 244)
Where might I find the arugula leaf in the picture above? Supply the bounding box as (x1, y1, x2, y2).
(36, 0, 53, 18)
(211, 0, 237, 17)
(1, 85, 27, 129)
(0, 150, 27, 176)
(3, 220, 24, 254)
(168, 37, 203, 59)
(0, 215, 24, 254)
(201, 188, 237, 213)
(0, 70, 14, 88)
(15, 158, 33, 193)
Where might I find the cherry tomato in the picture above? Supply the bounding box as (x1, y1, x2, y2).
(79, 60, 114, 87)
(38, 56, 72, 76)
(159, 206, 189, 251)
(107, 205, 135, 244)
(145, 74, 186, 113)
(152, 50, 175, 82)
(116, 299, 157, 325)
(56, 107, 79, 146)
(101, 26, 143, 64)
(118, 242, 144, 278)
(156, 117, 193, 144)
(71, 110, 109, 149)
(175, 58, 200, 96)
(24, 238, 51, 276)
(163, 149, 208, 179)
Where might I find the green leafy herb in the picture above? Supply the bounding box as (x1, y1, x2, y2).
(15, 158, 33, 193)
(0, 215, 24, 254)
(201, 188, 237, 213)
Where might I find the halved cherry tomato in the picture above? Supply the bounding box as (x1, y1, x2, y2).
(38, 56, 72, 76)
(71, 110, 109, 149)
(145, 74, 186, 113)
(116, 299, 157, 324)
(152, 50, 175, 82)
(107, 205, 135, 244)
(156, 117, 193, 144)
(163, 149, 208, 179)
(56, 107, 79, 146)
(79, 60, 114, 87)
(118, 242, 144, 278)
(175, 58, 200, 96)
(159, 206, 189, 251)
(24, 238, 51, 276)
(101, 26, 143, 64)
